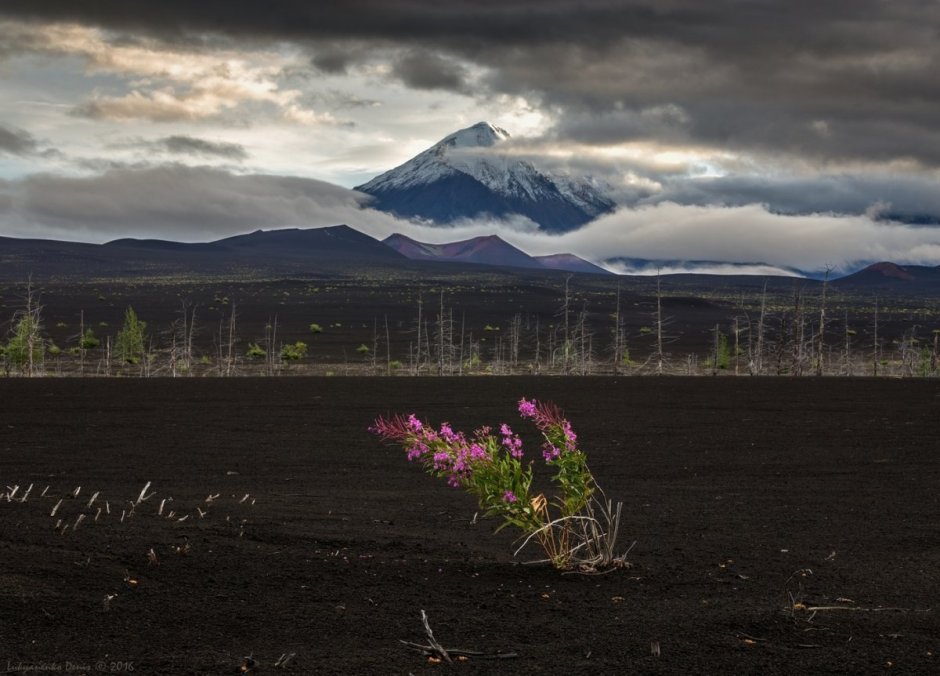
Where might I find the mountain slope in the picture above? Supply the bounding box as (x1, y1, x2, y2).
(383, 233, 543, 269)
(356, 122, 615, 232)
(834, 262, 940, 289)
(383, 233, 613, 274)
(534, 254, 612, 275)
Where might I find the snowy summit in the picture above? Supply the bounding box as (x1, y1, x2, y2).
(356, 122, 615, 232)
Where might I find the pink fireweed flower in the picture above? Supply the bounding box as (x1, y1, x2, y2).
(438, 422, 459, 443)
(469, 443, 487, 461)
(503, 490, 518, 503)
(518, 398, 537, 419)
(562, 420, 577, 452)
(542, 443, 561, 462)
(405, 441, 429, 461)
(407, 414, 423, 432)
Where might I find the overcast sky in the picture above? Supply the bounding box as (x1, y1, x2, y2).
(1, 1, 939, 273)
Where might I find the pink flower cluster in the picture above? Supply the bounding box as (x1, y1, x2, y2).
(517, 397, 579, 461)
(370, 398, 581, 484)
(370, 413, 490, 487)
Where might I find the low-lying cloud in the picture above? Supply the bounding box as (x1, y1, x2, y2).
(4, 164, 940, 275)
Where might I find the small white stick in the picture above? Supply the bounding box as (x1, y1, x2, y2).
(95, 507, 102, 522)
(73, 514, 86, 531)
(20, 483, 33, 502)
(87, 491, 99, 508)
(135, 481, 152, 504)
(50, 499, 63, 517)
(40, 485, 49, 497)
(72, 486, 81, 497)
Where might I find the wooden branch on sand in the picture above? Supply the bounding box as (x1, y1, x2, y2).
(400, 610, 518, 663)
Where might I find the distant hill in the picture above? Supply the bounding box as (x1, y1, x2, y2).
(383, 233, 543, 269)
(383, 233, 612, 274)
(533, 253, 612, 275)
(834, 261, 940, 289)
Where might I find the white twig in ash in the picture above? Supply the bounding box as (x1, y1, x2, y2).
(400, 610, 518, 662)
(86, 491, 99, 509)
(420, 610, 452, 664)
(103, 594, 117, 612)
(274, 652, 296, 669)
(73, 514, 86, 531)
(20, 483, 33, 502)
(50, 499, 63, 517)
(72, 486, 81, 498)
(136, 481, 155, 504)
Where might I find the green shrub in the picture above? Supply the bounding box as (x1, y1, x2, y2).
(115, 307, 146, 364)
(246, 342, 266, 359)
(280, 341, 308, 361)
(309, 323, 323, 334)
(79, 328, 100, 350)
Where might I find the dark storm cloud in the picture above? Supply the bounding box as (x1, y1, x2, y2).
(151, 136, 249, 160)
(391, 50, 468, 93)
(0, 124, 39, 155)
(103, 136, 249, 162)
(647, 173, 940, 225)
(3, 1, 938, 167)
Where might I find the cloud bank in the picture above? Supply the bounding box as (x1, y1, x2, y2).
(3, 164, 940, 274)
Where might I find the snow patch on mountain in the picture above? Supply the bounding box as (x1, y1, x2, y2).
(356, 122, 616, 231)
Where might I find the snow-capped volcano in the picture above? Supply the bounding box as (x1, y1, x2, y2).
(356, 122, 616, 232)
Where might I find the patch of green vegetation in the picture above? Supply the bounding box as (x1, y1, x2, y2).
(280, 341, 308, 361)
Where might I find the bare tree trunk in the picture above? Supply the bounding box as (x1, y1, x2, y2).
(79, 309, 86, 377)
(227, 304, 237, 376)
(372, 317, 379, 374)
(415, 297, 422, 376)
(815, 267, 830, 376)
(458, 313, 465, 376)
(385, 314, 391, 376)
(563, 276, 572, 374)
(754, 280, 767, 375)
(873, 299, 879, 377)
(655, 271, 664, 375)
(733, 316, 740, 376)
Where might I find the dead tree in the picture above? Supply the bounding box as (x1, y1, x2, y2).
(654, 272, 665, 375)
(751, 280, 767, 375)
(815, 267, 830, 376)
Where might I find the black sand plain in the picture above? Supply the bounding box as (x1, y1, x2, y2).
(0, 377, 937, 674)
